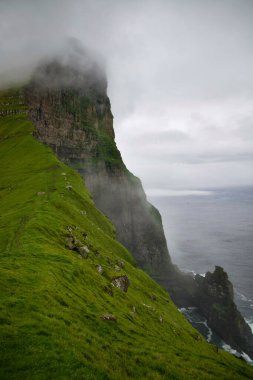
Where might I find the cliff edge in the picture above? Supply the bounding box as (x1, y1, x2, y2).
(25, 55, 253, 359)
(1, 87, 253, 379)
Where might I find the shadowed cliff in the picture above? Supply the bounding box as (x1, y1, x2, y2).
(24, 55, 253, 359)
(195, 266, 253, 357)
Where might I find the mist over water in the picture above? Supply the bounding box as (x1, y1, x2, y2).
(148, 186, 253, 326)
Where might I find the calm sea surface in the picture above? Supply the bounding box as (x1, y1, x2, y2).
(149, 187, 253, 331)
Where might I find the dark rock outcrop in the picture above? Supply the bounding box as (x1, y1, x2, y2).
(25, 58, 253, 359)
(195, 266, 253, 357)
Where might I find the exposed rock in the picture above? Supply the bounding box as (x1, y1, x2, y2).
(73, 239, 82, 247)
(195, 266, 253, 358)
(67, 226, 73, 233)
(77, 245, 89, 258)
(66, 235, 89, 258)
(100, 314, 117, 322)
(97, 265, 103, 274)
(66, 236, 75, 250)
(84, 171, 174, 292)
(37, 191, 45, 196)
(111, 275, 129, 292)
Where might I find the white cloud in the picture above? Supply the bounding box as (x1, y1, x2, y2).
(1, 0, 253, 190)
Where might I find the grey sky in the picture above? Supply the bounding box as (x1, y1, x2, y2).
(1, 0, 253, 192)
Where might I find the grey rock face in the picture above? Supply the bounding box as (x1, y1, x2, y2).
(195, 266, 253, 358)
(111, 275, 130, 293)
(26, 61, 253, 359)
(81, 167, 176, 292)
(77, 245, 89, 258)
(97, 265, 103, 274)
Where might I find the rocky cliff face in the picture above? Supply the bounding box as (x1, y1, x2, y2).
(195, 267, 253, 358)
(25, 60, 177, 291)
(25, 59, 253, 359)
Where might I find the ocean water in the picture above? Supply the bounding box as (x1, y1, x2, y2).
(148, 187, 253, 347)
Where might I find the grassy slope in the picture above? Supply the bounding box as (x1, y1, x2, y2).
(0, 90, 253, 380)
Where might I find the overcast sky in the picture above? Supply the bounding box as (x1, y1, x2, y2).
(1, 0, 253, 193)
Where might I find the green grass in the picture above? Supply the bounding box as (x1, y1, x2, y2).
(0, 90, 253, 379)
(96, 129, 124, 169)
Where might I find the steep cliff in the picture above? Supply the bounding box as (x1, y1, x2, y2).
(195, 267, 253, 358)
(25, 61, 176, 291)
(3, 88, 253, 379)
(25, 58, 253, 359)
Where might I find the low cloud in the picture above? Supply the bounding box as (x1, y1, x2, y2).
(1, 0, 253, 190)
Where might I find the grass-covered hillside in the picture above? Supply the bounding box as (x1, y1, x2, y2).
(0, 89, 253, 379)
